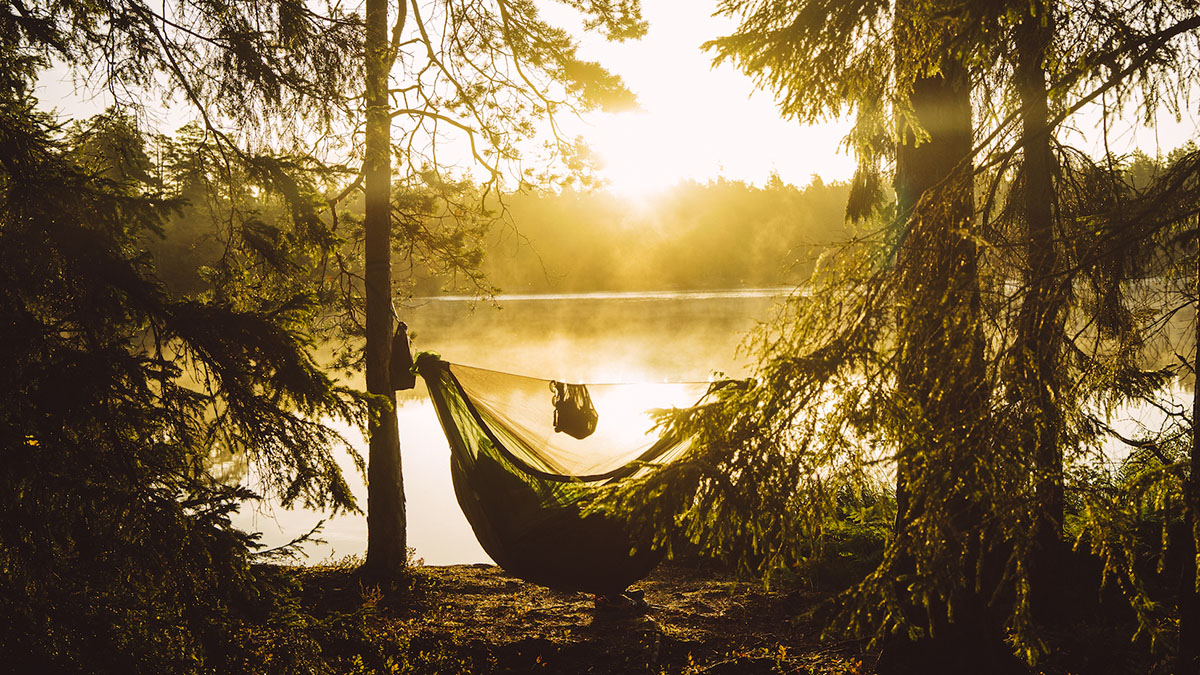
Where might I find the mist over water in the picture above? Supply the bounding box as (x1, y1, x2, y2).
(232, 290, 783, 565)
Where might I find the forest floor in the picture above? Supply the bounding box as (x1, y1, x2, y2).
(290, 561, 869, 674)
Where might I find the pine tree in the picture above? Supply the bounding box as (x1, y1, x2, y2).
(0, 83, 365, 673)
(606, 0, 1200, 668)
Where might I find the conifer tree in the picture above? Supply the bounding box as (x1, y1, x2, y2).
(0, 82, 367, 674)
(604, 0, 1200, 669)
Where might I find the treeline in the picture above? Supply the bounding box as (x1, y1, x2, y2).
(141, 141, 853, 297)
(122, 122, 851, 298)
(475, 176, 851, 294)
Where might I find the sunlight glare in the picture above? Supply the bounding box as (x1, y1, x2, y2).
(588, 111, 720, 200)
(588, 104, 856, 201)
(554, 0, 857, 202)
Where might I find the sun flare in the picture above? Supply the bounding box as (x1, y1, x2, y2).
(580, 93, 857, 202)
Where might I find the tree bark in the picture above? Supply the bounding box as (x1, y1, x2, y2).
(363, 0, 407, 578)
(1179, 223, 1200, 673)
(1014, 2, 1067, 622)
(891, 60, 983, 539)
(879, 8, 1021, 672)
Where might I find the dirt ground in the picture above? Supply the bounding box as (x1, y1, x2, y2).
(293, 562, 867, 674)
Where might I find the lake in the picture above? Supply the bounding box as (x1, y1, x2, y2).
(230, 286, 1194, 565)
(231, 289, 787, 564)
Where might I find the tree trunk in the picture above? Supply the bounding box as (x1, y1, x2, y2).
(879, 10, 1020, 672)
(1014, 2, 1067, 622)
(363, 0, 407, 578)
(891, 62, 983, 543)
(1179, 228, 1200, 673)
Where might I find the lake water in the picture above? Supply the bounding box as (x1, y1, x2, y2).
(231, 289, 786, 564)
(230, 287, 1195, 565)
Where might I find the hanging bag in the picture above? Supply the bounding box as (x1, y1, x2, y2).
(551, 381, 599, 440)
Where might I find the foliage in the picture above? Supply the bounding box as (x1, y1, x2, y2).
(333, 0, 649, 389)
(601, 0, 1200, 669)
(0, 79, 368, 672)
(7, 0, 647, 345)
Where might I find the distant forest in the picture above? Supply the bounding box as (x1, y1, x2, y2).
(141, 126, 851, 298)
(474, 177, 852, 294)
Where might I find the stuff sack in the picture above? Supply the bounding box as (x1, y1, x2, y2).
(551, 381, 599, 440)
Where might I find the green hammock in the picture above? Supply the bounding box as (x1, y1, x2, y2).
(414, 352, 707, 594)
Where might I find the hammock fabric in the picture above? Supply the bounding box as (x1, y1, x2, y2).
(415, 353, 707, 594)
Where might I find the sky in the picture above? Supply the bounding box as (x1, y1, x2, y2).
(549, 1, 857, 199)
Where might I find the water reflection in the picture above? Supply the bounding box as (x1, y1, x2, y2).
(231, 290, 781, 565)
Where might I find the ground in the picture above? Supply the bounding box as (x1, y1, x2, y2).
(290, 562, 867, 674)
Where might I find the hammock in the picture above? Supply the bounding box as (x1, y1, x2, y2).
(414, 352, 708, 594)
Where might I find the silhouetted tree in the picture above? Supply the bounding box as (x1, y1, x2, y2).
(0, 90, 365, 673)
(604, 0, 1200, 670)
